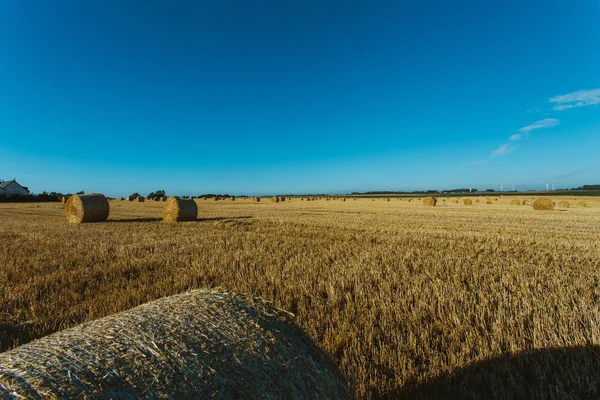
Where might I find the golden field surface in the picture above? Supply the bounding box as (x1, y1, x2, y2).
(1, 196, 600, 398)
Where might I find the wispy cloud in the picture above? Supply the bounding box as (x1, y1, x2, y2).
(518, 118, 559, 133)
(490, 144, 516, 157)
(527, 108, 541, 113)
(508, 133, 522, 141)
(549, 164, 600, 180)
(549, 88, 600, 111)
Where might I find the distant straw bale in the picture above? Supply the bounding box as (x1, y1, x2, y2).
(162, 198, 198, 223)
(423, 197, 437, 207)
(136, 196, 145, 203)
(0, 290, 350, 399)
(61, 196, 66, 204)
(533, 197, 555, 210)
(271, 197, 279, 203)
(254, 197, 261, 202)
(486, 200, 493, 205)
(511, 200, 521, 206)
(463, 199, 473, 206)
(558, 200, 570, 208)
(453, 199, 459, 203)
(65, 194, 109, 224)
(578, 201, 586, 208)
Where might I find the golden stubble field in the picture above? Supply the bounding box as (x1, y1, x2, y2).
(1, 196, 600, 398)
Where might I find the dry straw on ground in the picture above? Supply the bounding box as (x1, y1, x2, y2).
(423, 197, 437, 207)
(533, 197, 555, 211)
(511, 200, 521, 206)
(65, 194, 109, 224)
(0, 289, 350, 399)
(558, 201, 570, 208)
(162, 198, 198, 223)
(463, 199, 473, 206)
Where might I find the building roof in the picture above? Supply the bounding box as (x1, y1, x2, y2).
(0, 180, 29, 192)
(0, 180, 17, 189)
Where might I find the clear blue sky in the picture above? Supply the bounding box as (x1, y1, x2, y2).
(1, 1, 599, 196)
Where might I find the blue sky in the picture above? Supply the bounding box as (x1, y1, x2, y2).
(1, 1, 599, 196)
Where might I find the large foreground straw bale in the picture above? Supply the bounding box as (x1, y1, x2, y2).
(533, 197, 555, 210)
(423, 197, 437, 207)
(0, 290, 350, 399)
(65, 193, 109, 224)
(162, 197, 198, 222)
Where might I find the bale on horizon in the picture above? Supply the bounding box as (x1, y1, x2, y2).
(533, 197, 555, 210)
(136, 196, 145, 202)
(65, 194, 109, 224)
(423, 197, 437, 207)
(271, 196, 279, 203)
(0, 290, 350, 399)
(162, 197, 198, 223)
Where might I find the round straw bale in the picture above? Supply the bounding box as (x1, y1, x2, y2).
(486, 200, 493, 205)
(453, 199, 459, 203)
(162, 198, 198, 222)
(578, 201, 586, 208)
(61, 196, 66, 204)
(423, 197, 437, 206)
(558, 200, 570, 208)
(65, 193, 109, 224)
(511, 199, 521, 206)
(137, 196, 145, 202)
(0, 290, 350, 399)
(463, 199, 473, 206)
(254, 197, 261, 202)
(271, 196, 279, 203)
(532, 197, 555, 210)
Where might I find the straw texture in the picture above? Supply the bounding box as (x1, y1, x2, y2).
(162, 198, 198, 222)
(533, 197, 555, 211)
(0, 289, 350, 399)
(423, 197, 437, 207)
(65, 194, 109, 224)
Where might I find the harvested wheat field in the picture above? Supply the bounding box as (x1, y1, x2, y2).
(1, 197, 600, 398)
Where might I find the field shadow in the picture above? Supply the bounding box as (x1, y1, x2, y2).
(107, 216, 254, 224)
(389, 345, 600, 400)
(197, 216, 253, 222)
(109, 217, 162, 223)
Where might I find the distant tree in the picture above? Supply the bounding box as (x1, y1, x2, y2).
(76, 191, 85, 195)
(485, 189, 496, 192)
(128, 192, 141, 201)
(147, 190, 166, 200)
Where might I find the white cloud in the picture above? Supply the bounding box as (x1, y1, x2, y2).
(549, 88, 600, 111)
(518, 118, 559, 133)
(490, 144, 516, 157)
(509, 133, 522, 141)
